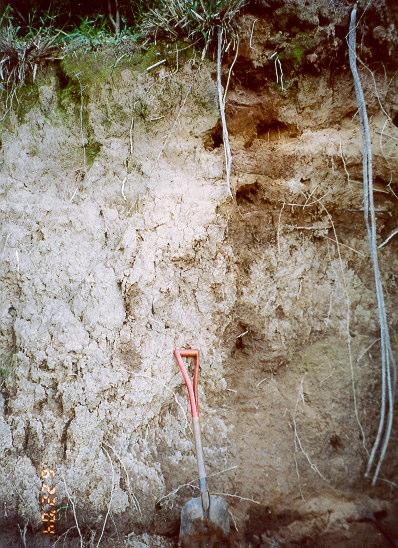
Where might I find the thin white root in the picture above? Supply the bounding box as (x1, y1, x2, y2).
(322, 236, 365, 257)
(276, 58, 284, 91)
(157, 465, 239, 506)
(212, 492, 261, 505)
(129, 116, 134, 155)
(278, 189, 368, 451)
(62, 473, 84, 548)
(51, 526, 77, 547)
(121, 177, 127, 201)
(276, 202, 285, 254)
(174, 392, 191, 432)
(229, 509, 239, 531)
(157, 481, 197, 507)
(17, 523, 28, 548)
(102, 442, 142, 517)
(256, 378, 267, 388)
(78, 80, 87, 173)
(319, 200, 367, 452)
(292, 376, 328, 484)
(292, 415, 327, 482)
(249, 19, 257, 49)
(223, 34, 239, 106)
(96, 446, 115, 547)
(378, 228, 398, 249)
(217, 27, 234, 198)
(270, 52, 284, 91)
(339, 138, 351, 187)
(348, 6, 396, 485)
(157, 85, 192, 161)
(146, 58, 166, 72)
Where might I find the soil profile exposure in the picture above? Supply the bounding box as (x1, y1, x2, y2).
(0, 1, 398, 546)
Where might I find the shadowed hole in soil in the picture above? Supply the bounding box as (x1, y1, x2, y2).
(231, 60, 275, 92)
(329, 433, 344, 451)
(375, 175, 391, 189)
(234, 322, 249, 351)
(256, 119, 300, 141)
(204, 121, 223, 150)
(235, 182, 261, 205)
(246, 505, 303, 539)
(153, 514, 180, 539)
(318, 14, 330, 26)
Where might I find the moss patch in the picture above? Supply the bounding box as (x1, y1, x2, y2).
(61, 51, 112, 87)
(60, 44, 162, 88)
(13, 84, 40, 123)
(280, 32, 317, 68)
(86, 141, 102, 167)
(292, 46, 305, 64)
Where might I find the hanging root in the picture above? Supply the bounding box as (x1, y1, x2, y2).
(348, 5, 396, 485)
(292, 376, 328, 487)
(96, 446, 116, 548)
(217, 27, 234, 198)
(62, 473, 84, 548)
(0, 26, 59, 117)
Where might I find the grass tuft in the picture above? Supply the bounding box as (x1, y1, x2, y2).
(141, 0, 246, 52)
(60, 15, 141, 53)
(0, 23, 60, 115)
(0, 25, 59, 87)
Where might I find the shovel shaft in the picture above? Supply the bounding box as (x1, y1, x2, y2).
(174, 348, 210, 513)
(193, 416, 209, 512)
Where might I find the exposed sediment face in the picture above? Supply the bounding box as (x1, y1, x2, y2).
(0, 3, 398, 546)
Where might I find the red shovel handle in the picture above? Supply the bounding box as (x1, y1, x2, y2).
(174, 348, 200, 418)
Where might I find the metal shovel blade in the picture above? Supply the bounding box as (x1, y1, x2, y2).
(180, 494, 230, 547)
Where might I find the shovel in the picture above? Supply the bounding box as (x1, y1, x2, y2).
(174, 348, 230, 547)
